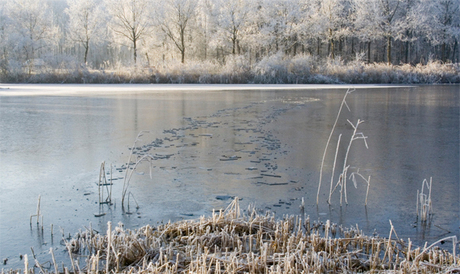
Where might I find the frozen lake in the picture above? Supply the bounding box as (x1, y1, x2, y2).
(0, 84, 458, 269)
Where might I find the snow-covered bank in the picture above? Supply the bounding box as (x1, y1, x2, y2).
(1, 57, 459, 85)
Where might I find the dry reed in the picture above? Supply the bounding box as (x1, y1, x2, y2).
(317, 88, 354, 205)
(29, 195, 43, 227)
(318, 89, 371, 206)
(98, 162, 112, 205)
(417, 177, 433, 222)
(9, 197, 457, 274)
(121, 131, 153, 211)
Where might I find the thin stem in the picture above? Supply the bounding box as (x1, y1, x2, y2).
(365, 175, 371, 206)
(317, 88, 354, 205)
(328, 134, 342, 204)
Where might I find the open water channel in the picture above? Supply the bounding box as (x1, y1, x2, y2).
(0, 84, 458, 270)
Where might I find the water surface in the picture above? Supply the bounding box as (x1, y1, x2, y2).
(0, 84, 458, 269)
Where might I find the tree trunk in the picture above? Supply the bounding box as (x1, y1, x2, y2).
(351, 37, 354, 57)
(133, 38, 137, 65)
(145, 52, 150, 67)
(232, 26, 237, 55)
(180, 28, 185, 63)
(317, 38, 321, 56)
(441, 43, 446, 62)
(329, 28, 334, 59)
(330, 39, 334, 59)
(338, 38, 342, 55)
(367, 41, 371, 64)
(453, 40, 458, 63)
(405, 41, 409, 64)
(387, 35, 391, 65)
(84, 40, 89, 64)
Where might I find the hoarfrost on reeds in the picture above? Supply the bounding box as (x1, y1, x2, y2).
(317, 89, 371, 206)
(2, 55, 459, 84)
(11, 197, 458, 274)
(417, 177, 433, 222)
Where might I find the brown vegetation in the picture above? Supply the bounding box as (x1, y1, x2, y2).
(7, 198, 458, 274)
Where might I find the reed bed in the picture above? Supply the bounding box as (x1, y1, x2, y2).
(7, 198, 458, 274)
(3, 58, 459, 84)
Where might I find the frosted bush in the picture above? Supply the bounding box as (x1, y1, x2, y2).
(0, 52, 458, 84)
(289, 54, 317, 76)
(253, 52, 287, 82)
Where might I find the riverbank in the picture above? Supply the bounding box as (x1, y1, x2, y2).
(2, 198, 459, 274)
(1, 58, 459, 84)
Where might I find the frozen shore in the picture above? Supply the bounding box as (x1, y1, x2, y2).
(0, 83, 412, 96)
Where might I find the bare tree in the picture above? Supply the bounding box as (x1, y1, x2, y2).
(158, 0, 196, 63)
(310, 0, 352, 59)
(66, 0, 107, 64)
(213, 0, 252, 55)
(6, 0, 55, 70)
(105, 0, 152, 65)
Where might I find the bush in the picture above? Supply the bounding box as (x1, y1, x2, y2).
(1, 55, 459, 84)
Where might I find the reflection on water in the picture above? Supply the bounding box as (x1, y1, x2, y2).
(0, 85, 458, 269)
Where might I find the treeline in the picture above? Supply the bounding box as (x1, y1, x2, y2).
(0, 0, 459, 83)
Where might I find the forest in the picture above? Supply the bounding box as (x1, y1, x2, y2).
(0, 0, 459, 84)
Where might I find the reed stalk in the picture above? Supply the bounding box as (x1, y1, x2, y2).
(328, 134, 342, 204)
(65, 241, 76, 274)
(98, 162, 113, 205)
(121, 154, 155, 211)
(50, 248, 58, 274)
(418, 177, 433, 222)
(30, 195, 41, 226)
(365, 175, 371, 206)
(340, 119, 368, 206)
(317, 88, 354, 205)
(121, 131, 151, 210)
(30, 248, 45, 274)
(106, 222, 112, 274)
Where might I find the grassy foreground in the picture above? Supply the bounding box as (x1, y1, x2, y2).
(5, 198, 459, 274)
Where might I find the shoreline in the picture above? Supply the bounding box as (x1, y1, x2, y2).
(0, 83, 418, 97)
(1, 61, 458, 86)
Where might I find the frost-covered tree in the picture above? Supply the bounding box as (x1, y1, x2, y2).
(6, 0, 55, 69)
(310, 0, 353, 59)
(157, 0, 196, 63)
(415, 0, 460, 61)
(355, 0, 406, 64)
(354, 0, 382, 62)
(105, 0, 153, 65)
(254, 0, 308, 55)
(66, 0, 107, 64)
(213, 0, 252, 55)
(0, 1, 9, 61)
(193, 0, 214, 60)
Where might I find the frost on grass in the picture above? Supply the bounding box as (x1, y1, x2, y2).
(8, 198, 459, 274)
(2, 55, 459, 84)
